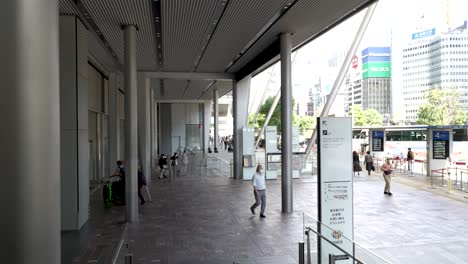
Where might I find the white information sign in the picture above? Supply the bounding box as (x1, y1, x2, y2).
(318, 117, 353, 264)
(265, 126, 279, 179)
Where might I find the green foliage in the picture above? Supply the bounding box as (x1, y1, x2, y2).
(417, 88, 467, 125)
(250, 96, 315, 135)
(349, 104, 383, 126)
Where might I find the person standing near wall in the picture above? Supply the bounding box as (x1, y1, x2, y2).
(250, 164, 267, 218)
(407, 148, 414, 171)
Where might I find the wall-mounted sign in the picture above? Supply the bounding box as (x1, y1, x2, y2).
(362, 62, 391, 79)
(371, 130, 384, 152)
(318, 117, 353, 264)
(412, 28, 436, 40)
(433, 131, 449, 159)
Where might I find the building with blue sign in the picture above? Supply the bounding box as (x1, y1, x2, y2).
(402, 21, 468, 122)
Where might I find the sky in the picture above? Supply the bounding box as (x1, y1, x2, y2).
(248, 0, 468, 114)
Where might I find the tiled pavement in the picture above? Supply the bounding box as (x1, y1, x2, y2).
(63, 152, 468, 263)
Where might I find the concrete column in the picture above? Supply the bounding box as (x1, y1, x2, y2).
(203, 102, 212, 154)
(280, 33, 293, 213)
(150, 87, 155, 180)
(124, 25, 138, 222)
(213, 89, 219, 152)
(138, 74, 151, 186)
(233, 78, 251, 179)
(0, 0, 60, 263)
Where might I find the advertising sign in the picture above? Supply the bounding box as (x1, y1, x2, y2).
(318, 117, 353, 264)
(362, 62, 391, 79)
(412, 28, 436, 40)
(432, 131, 449, 159)
(371, 131, 384, 152)
(362, 47, 391, 57)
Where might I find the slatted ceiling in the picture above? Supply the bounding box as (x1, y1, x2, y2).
(227, 0, 374, 73)
(59, 0, 79, 15)
(162, 0, 220, 72)
(80, 0, 156, 70)
(196, 0, 291, 73)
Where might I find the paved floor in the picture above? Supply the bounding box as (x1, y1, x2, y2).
(64, 152, 468, 264)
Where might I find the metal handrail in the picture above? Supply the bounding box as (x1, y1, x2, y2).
(305, 227, 364, 264)
(303, 213, 392, 264)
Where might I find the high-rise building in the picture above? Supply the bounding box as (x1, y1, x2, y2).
(361, 47, 392, 116)
(402, 21, 468, 122)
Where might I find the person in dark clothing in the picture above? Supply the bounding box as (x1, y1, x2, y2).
(158, 154, 168, 179)
(137, 168, 147, 205)
(364, 151, 374, 176)
(353, 151, 362, 176)
(114, 160, 126, 205)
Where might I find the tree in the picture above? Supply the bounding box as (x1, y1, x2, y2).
(349, 105, 364, 126)
(349, 105, 383, 126)
(417, 88, 467, 125)
(255, 96, 295, 132)
(297, 116, 316, 136)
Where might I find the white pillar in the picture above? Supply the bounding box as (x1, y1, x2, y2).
(124, 25, 138, 222)
(213, 89, 219, 152)
(233, 78, 251, 179)
(0, 0, 60, 262)
(138, 74, 151, 186)
(109, 72, 119, 173)
(280, 33, 293, 213)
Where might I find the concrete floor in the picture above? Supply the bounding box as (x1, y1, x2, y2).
(64, 152, 468, 264)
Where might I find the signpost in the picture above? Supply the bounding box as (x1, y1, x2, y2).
(318, 117, 354, 264)
(433, 131, 449, 160)
(371, 130, 384, 152)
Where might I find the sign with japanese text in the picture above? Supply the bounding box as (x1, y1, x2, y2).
(371, 130, 384, 152)
(317, 117, 354, 264)
(432, 131, 450, 159)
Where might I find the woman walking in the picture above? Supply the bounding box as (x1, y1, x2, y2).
(364, 151, 374, 176)
(353, 151, 362, 176)
(381, 159, 393, 196)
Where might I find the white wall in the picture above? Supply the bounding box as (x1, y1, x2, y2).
(59, 16, 89, 231)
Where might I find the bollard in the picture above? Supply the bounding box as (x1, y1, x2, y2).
(125, 254, 133, 264)
(461, 171, 465, 191)
(299, 242, 305, 264)
(442, 170, 446, 186)
(429, 170, 436, 189)
(448, 170, 453, 193)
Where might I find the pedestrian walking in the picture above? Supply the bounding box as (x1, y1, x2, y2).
(250, 165, 267, 218)
(364, 151, 374, 176)
(353, 151, 362, 176)
(158, 154, 168, 179)
(407, 148, 414, 171)
(381, 159, 394, 196)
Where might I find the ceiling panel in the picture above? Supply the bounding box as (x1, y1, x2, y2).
(162, 79, 188, 99)
(227, 0, 374, 73)
(184, 80, 213, 99)
(59, 0, 79, 15)
(80, 0, 156, 70)
(161, 0, 221, 72)
(199, 81, 232, 100)
(196, 0, 291, 73)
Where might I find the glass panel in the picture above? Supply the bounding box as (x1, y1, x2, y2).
(102, 115, 110, 178)
(186, 124, 202, 151)
(88, 110, 99, 189)
(401, 131, 411, 141)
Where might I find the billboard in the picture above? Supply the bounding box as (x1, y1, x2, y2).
(362, 47, 391, 57)
(412, 28, 436, 40)
(362, 62, 391, 79)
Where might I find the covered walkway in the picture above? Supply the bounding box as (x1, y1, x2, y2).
(66, 154, 468, 264)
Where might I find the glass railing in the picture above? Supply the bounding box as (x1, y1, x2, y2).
(302, 213, 392, 264)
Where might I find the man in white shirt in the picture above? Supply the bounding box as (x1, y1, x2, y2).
(250, 164, 266, 218)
